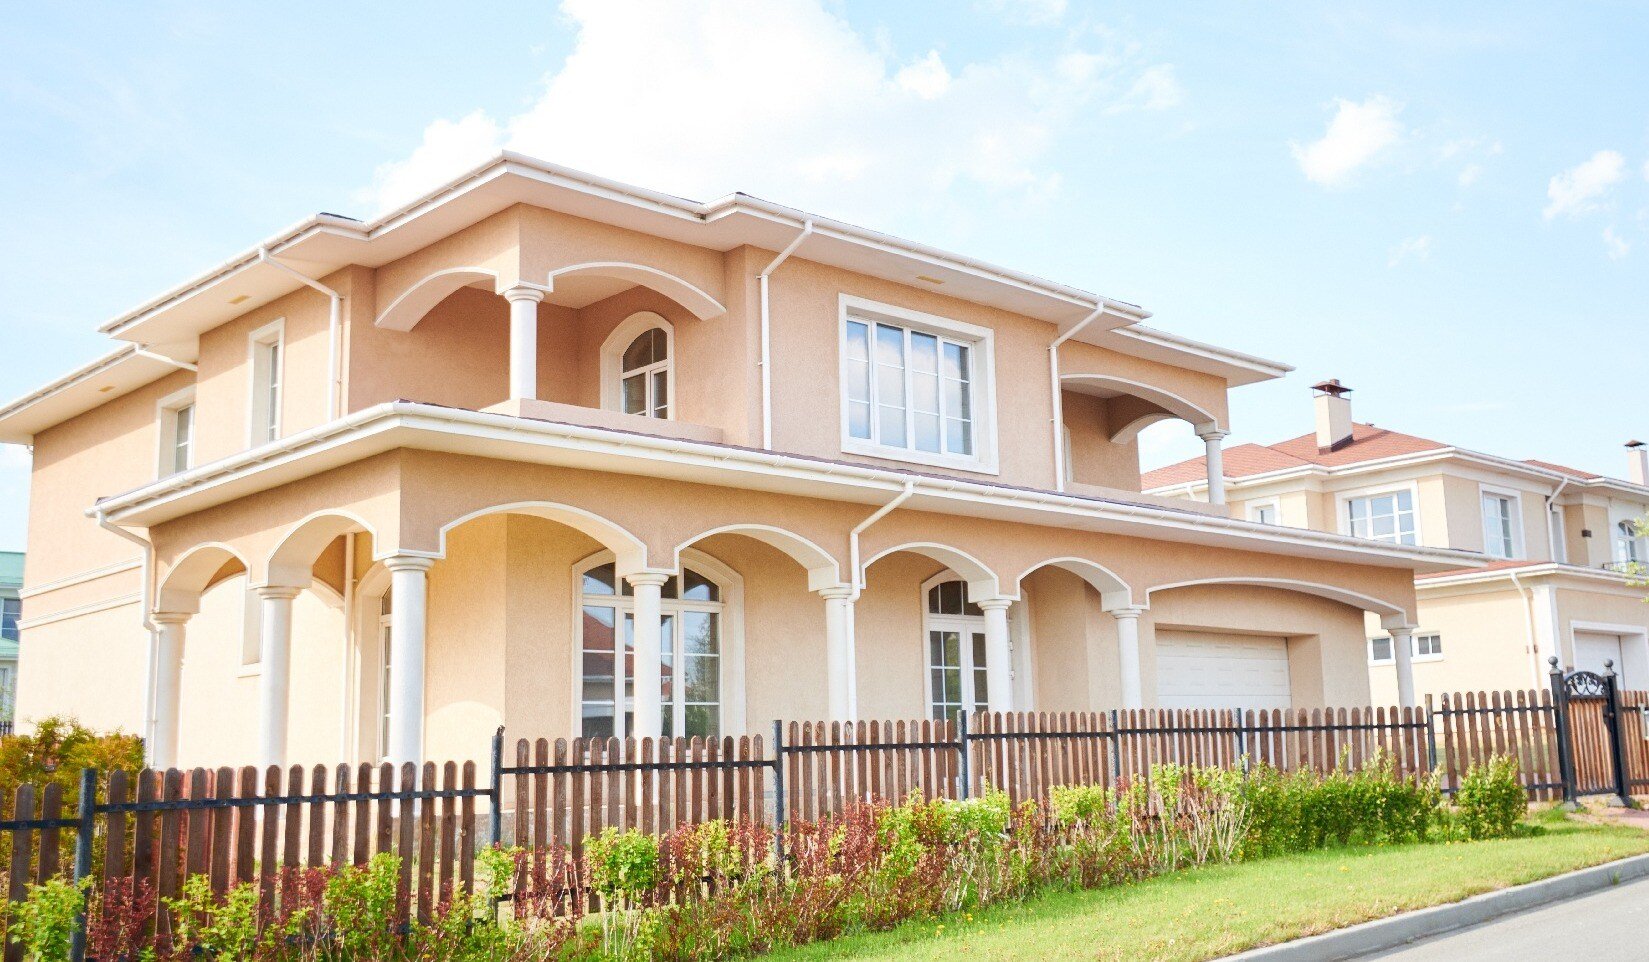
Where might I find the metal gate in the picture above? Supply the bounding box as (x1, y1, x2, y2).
(1550, 658, 1631, 803)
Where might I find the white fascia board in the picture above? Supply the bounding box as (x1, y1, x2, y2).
(1417, 562, 1645, 593)
(1105, 325, 1293, 387)
(93, 402, 1486, 575)
(1147, 447, 1595, 499)
(0, 346, 185, 445)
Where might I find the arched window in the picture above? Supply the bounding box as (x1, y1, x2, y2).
(577, 555, 727, 739)
(923, 574, 993, 722)
(602, 312, 674, 419)
(1617, 520, 1643, 564)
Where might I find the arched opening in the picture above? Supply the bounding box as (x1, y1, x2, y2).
(600, 312, 674, 418)
(1058, 374, 1223, 493)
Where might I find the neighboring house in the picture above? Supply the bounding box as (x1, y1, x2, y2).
(0, 156, 1478, 771)
(0, 551, 18, 724)
(1145, 380, 1649, 706)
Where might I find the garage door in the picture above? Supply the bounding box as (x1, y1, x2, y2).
(1573, 631, 1628, 688)
(1156, 630, 1292, 710)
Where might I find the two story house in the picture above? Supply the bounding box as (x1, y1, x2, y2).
(0, 154, 1477, 770)
(1145, 380, 1649, 705)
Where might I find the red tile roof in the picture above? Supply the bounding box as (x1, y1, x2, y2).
(1142, 423, 1447, 488)
(1416, 558, 1545, 580)
(1521, 459, 1601, 480)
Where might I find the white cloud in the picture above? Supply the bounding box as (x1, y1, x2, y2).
(355, 0, 1179, 220)
(980, 0, 1067, 26)
(1542, 150, 1625, 219)
(1457, 163, 1482, 187)
(1290, 96, 1405, 187)
(1603, 226, 1630, 260)
(1387, 234, 1432, 267)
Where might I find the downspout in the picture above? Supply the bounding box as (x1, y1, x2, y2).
(850, 480, 916, 596)
(96, 509, 158, 761)
(1544, 476, 1571, 564)
(1509, 571, 1544, 690)
(258, 248, 344, 421)
(133, 348, 198, 373)
(1049, 303, 1108, 492)
(758, 221, 813, 450)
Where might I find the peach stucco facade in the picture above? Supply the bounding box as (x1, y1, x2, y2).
(2, 155, 1476, 770)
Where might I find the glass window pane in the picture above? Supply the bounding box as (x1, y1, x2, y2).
(581, 707, 614, 739)
(972, 632, 987, 665)
(943, 342, 967, 380)
(681, 569, 719, 602)
(622, 374, 645, 415)
(848, 400, 872, 440)
(875, 323, 905, 367)
(684, 705, 719, 739)
(877, 404, 906, 447)
(1395, 489, 1413, 511)
(912, 370, 939, 414)
(652, 369, 669, 419)
(1370, 637, 1392, 662)
(910, 331, 938, 372)
(914, 413, 941, 453)
(682, 610, 719, 654)
(582, 564, 617, 596)
(946, 418, 972, 456)
(847, 357, 871, 404)
(846, 320, 869, 361)
(683, 654, 719, 701)
(943, 631, 961, 664)
(624, 330, 662, 371)
(974, 667, 989, 710)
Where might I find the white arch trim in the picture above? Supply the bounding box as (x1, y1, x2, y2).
(546, 262, 726, 321)
(266, 509, 379, 589)
(1060, 374, 1222, 436)
(673, 524, 843, 592)
(1145, 577, 1411, 629)
(1110, 412, 1176, 446)
(599, 311, 676, 414)
(1017, 557, 1136, 611)
(157, 542, 250, 614)
(374, 267, 500, 331)
(861, 541, 1004, 601)
(435, 500, 649, 575)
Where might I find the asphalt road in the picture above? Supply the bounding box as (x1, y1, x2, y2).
(1360, 876, 1649, 960)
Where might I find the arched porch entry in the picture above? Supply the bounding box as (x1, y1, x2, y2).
(1057, 374, 1228, 501)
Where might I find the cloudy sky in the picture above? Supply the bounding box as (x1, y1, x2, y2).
(1, 1, 1646, 550)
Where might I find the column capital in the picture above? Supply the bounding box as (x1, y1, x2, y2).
(1108, 605, 1146, 620)
(817, 585, 856, 602)
(501, 283, 548, 304)
(152, 611, 192, 626)
(254, 584, 303, 601)
(624, 570, 673, 589)
(1197, 428, 1230, 442)
(383, 555, 437, 574)
(975, 597, 1014, 612)
(1387, 625, 1417, 637)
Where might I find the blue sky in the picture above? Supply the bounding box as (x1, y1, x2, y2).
(1, 1, 1646, 551)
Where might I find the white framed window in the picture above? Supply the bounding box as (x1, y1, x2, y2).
(1479, 488, 1522, 559)
(839, 296, 997, 473)
(922, 574, 1000, 723)
(1616, 519, 1644, 565)
(1369, 632, 1442, 665)
(156, 387, 196, 478)
(574, 551, 741, 740)
(0, 597, 19, 641)
(600, 312, 674, 420)
(378, 592, 393, 761)
(247, 319, 284, 445)
(1248, 499, 1281, 525)
(1343, 487, 1418, 545)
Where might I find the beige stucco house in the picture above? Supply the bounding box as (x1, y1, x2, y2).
(1146, 380, 1649, 706)
(0, 154, 1478, 771)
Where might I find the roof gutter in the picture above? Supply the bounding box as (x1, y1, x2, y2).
(257, 248, 344, 421)
(758, 221, 813, 450)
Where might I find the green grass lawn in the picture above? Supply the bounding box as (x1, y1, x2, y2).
(765, 812, 1649, 962)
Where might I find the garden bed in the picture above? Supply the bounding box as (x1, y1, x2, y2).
(764, 809, 1649, 962)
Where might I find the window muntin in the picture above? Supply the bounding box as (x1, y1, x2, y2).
(924, 578, 991, 723)
(0, 597, 19, 641)
(846, 317, 974, 459)
(1346, 489, 1417, 545)
(578, 561, 722, 740)
(620, 327, 670, 419)
(1481, 493, 1517, 559)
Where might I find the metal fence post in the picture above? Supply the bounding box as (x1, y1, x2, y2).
(1423, 694, 1439, 774)
(1109, 709, 1121, 782)
(957, 713, 971, 800)
(489, 726, 505, 848)
(1605, 664, 1632, 806)
(68, 767, 97, 962)
(771, 720, 787, 865)
(1548, 657, 1578, 806)
(1234, 705, 1249, 775)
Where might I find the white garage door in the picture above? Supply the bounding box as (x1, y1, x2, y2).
(1573, 631, 1628, 687)
(1156, 630, 1292, 710)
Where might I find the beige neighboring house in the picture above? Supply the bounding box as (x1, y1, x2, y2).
(0, 155, 1478, 772)
(1145, 380, 1649, 706)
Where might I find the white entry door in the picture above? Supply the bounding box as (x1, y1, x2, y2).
(1156, 629, 1293, 710)
(1573, 631, 1628, 687)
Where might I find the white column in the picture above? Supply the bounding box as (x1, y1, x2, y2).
(977, 599, 1015, 713)
(151, 613, 188, 769)
(627, 572, 670, 739)
(504, 286, 544, 401)
(386, 557, 433, 765)
(1112, 607, 1145, 709)
(1200, 430, 1229, 507)
(1390, 626, 1417, 709)
(820, 587, 856, 720)
(256, 585, 300, 769)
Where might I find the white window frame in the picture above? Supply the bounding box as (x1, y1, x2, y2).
(569, 548, 745, 740)
(1367, 635, 1394, 666)
(1337, 482, 1421, 546)
(1247, 498, 1282, 526)
(0, 597, 19, 642)
(920, 571, 999, 721)
(1368, 631, 1443, 665)
(1613, 514, 1645, 565)
(838, 295, 998, 474)
(1413, 632, 1444, 662)
(599, 311, 676, 419)
(246, 319, 285, 446)
(155, 386, 197, 479)
(1478, 484, 1524, 560)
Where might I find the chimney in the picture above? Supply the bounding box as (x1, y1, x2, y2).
(1312, 379, 1354, 453)
(1629, 440, 1648, 486)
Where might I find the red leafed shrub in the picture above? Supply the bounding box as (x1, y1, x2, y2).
(86, 876, 156, 962)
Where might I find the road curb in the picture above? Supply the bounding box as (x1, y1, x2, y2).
(1222, 851, 1649, 961)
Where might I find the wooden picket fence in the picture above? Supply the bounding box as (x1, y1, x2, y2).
(4, 683, 1648, 958)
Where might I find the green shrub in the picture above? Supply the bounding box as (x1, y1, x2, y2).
(6, 877, 84, 962)
(585, 828, 662, 960)
(1454, 756, 1526, 840)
